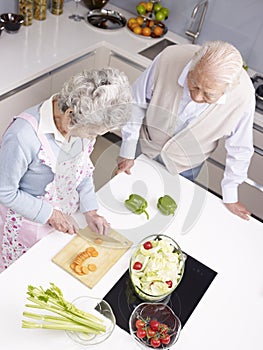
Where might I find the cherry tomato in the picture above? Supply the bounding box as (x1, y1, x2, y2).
(147, 327, 156, 338)
(133, 261, 142, 270)
(135, 319, 145, 329)
(149, 319, 160, 331)
(136, 328, 146, 339)
(143, 241, 153, 250)
(150, 337, 161, 348)
(161, 334, 171, 345)
(158, 323, 169, 334)
(165, 280, 173, 288)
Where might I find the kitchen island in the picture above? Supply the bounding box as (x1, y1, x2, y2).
(0, 155, 262, 350)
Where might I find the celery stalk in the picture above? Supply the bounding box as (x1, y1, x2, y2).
(22, 283, 107, 334)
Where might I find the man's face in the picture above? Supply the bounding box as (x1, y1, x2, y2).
(187, 69, 227, 104)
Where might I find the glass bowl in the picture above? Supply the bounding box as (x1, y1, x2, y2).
(129, 234, 186, 302)
(129, 302, 181, 349)
(65, 296, 116, 346)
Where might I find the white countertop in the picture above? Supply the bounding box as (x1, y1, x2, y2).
(0, 155, 262, 350)
(0, 2, 188, 96)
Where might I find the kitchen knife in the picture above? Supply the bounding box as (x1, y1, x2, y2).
(78, 226, 130, 247)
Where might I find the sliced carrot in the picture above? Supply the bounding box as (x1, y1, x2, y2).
(81, 265, 89, 274)
(70, 262, 77, 271)
(95, 238, 103, 245)
(86, 246, 96, 253)
(90, 250, 99, 257)
(74, 264, 84, 275)
(88, 263, 97, 272)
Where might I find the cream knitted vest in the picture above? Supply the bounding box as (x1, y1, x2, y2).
(139, 44, 254, 175)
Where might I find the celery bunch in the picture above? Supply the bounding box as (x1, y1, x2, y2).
(22, 283, 106, 334)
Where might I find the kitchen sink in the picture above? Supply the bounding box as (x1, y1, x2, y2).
(138, 38, 177, 60)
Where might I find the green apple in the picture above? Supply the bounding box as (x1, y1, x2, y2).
(155, 10, 166, 21)
(161, 7, 169, 18)
(153, 3, 162, 13)
(136, 4, 146, 15)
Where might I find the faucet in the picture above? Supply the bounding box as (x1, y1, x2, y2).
(185, 0, 208, 44)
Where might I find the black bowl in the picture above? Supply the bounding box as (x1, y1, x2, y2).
(83, 0, 109, 10)
(0, 22, 4, 36)
(0, 13, 24, 33)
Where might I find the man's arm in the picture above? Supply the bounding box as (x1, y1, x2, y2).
(222, 98, 255, 220)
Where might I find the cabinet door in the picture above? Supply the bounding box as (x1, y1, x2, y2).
(50, 52, 95, 95)
(0, 75, 51, 136)
(109, 52, 145, 84)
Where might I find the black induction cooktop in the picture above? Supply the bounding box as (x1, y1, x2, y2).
(103, 254, 217, 333)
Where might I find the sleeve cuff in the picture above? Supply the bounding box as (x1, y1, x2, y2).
(119, 139, 138, 159)
(221, 185, 238, 203)
(33, 201, 53, 224)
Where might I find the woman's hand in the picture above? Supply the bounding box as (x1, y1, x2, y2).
(224, 202, 251, 220)
(115, 157, 134, 175)
(84, 210, 111, 236)
(47, 209, 78, 234)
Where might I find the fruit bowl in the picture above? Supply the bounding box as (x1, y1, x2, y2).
(129, 302, 181, 349)
(65, 296, 116, 346)
(129, 234, 186, 302)
(127, 17, 167, 39)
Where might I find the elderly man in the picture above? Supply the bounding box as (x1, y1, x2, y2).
(117, 41, 255, 220)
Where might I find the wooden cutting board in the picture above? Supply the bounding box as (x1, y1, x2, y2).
(52, 228, 132, 289)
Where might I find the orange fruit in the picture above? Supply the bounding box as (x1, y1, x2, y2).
(128, 17, 137, 28)
(133, 26, 142, 35)
(130, 22, 139, 30)
(148, 20, 155, 28)
(145, 2, 153, 12)
(136, 16, 145, 25)
(153, 26, 163, 37)
(141, 26, 151, 36)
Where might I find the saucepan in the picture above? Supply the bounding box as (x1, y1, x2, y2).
(255, 85, 263, 101)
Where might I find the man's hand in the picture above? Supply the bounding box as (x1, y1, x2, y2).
(84, 210, 111, 236)
(48, 209, 77, 234)
(115, 156, 134, 175)
(224, 202, 251, 220)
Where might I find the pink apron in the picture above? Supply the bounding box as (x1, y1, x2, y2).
(0, 113, 95, 271)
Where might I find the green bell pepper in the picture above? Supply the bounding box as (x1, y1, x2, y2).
(157, 195, 177, 216)
(125, 194, 149, 220)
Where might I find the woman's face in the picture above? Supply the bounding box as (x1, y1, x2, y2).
(187, 69, 227, 104)
(69, 124, 116, 140)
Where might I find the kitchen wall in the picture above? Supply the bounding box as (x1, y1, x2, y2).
(1, 0, 262, 74)
(111, 0, 263, 75)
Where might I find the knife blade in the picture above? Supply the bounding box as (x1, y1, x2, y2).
(78, 227, 129, 247)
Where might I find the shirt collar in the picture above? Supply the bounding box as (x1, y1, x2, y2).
(178, 61, 226, 105)
(38, 94, 67, 143)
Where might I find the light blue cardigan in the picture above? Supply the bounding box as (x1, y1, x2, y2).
(0, 103, 98, 224)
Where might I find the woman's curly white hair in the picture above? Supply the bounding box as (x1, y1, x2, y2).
(57, 67, 132, 130)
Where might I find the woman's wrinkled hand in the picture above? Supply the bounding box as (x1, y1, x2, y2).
(115, 157, 134, 175)
(84, 210, 111, 236)
(47, 209, 78, 234)
(224, 202, 251, 220)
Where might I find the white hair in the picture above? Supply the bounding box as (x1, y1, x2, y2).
(189, 41, 243, 87)
(57, 67, 132, 129)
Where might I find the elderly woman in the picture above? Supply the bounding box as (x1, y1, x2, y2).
(0, 67, 132, 271)
(117, 41, 255, 220)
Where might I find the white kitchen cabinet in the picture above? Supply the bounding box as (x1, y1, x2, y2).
(108, 51, 145, 84)
(50, 51, 96, 94)
(0, 75, 51, 136)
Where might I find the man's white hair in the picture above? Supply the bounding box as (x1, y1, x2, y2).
(189, 41, 243, 87)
